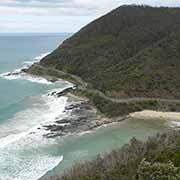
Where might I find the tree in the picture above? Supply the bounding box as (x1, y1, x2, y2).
(137, 159, 180, 180)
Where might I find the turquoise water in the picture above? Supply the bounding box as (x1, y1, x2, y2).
(42, 118, 169, 179)
(0, 33, 170, 180)
(0, 33, 71, 123)
(0, 33, 73, 180)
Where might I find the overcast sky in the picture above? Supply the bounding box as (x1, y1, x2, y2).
(1, 0, 180, 33)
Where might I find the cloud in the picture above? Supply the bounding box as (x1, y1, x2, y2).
(1, 0, 180, 17)
(0, 0, 120, 16)
(118, 0, 180, 7)
(1, 0, 180, 32)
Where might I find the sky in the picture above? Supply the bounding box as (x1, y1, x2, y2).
(1, 0, 180, 33)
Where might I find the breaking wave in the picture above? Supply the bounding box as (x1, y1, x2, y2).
(0, 86, 72, 180)
(0, 52, 51, 84)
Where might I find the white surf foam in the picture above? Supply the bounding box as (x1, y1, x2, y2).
(0, 87, 72, 148)
(0, 72, 52, 84)
(170, 121, 180, 127)
(10, 156, 64, 180)
(0, 51, 73, 179)
(0, 52, 51, 84)
(0, 85, 72, 180)
(34, 52, 50, 61)
(24, 52, 50, 66)
(0, 132, 64, 180)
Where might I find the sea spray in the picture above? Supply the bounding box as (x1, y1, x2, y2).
(0, 52, 51, 84)
(0, 33, 71, 180)
(0, 87, 70, 180)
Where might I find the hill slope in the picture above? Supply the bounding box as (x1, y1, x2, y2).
(38, 5, 180, 99)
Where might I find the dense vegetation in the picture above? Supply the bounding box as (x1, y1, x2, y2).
(27, 64, 180, 117)
(73, 89, 180, 117)
(39, 5, 180, 99)
(32, 6, 180, 179)
(48, 131, 180, 180)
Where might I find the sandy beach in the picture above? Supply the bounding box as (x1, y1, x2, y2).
(129, 110, 180, 121)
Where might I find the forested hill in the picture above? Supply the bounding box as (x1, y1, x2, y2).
(39, 5, 180, 99)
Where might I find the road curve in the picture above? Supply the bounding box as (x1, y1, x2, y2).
(30, 64, 180, 104)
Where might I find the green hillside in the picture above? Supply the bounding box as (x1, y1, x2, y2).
(30, 6, 180, 179)
(39, 5, 180, 99)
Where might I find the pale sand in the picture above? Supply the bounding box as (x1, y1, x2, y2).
(129, 110, 180, 121)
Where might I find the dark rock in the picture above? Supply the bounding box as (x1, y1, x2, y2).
(57, 87, 74, 97)
(56, 119, 71, 124)
(44, 125, 65, 132)
(51, 91, 57, 96)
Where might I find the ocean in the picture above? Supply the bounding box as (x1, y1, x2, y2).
(0, 33, 169, 180)
(0, 33, 72, 180)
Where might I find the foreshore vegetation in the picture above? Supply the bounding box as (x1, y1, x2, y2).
(49, 131, 180, 180)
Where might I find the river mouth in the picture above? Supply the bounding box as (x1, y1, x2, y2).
(41, 115, 171, 179)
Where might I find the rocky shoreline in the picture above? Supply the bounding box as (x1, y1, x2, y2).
(2, 66, 128, 138)
(43, 91, 127, 138)
(11, 67, 180, 138)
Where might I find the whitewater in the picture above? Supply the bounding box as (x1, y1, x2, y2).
(0, 51, 73, 180)
(0, 33, 170, 180)
(0, 52, 51, 84)
(0, 33, 73, 180)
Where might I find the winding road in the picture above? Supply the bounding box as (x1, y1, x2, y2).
(30, 64, 180, 104)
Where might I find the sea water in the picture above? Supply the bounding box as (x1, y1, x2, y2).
(0, 33, 170, 180)
(0, 33, 72, 180)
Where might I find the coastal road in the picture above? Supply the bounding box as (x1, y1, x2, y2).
(30, 64, 180, 104)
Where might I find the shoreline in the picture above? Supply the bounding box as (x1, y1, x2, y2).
(43, 90, 180, 140)
(0, 58, 129, 139)
(42, 87, 180, 140)
(23, 63, 180, 138)
(19, 63, 180, 180)
(44, 91, 128, 139)
(26, 64, 180, 118)
(130, 110, 180, 121)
